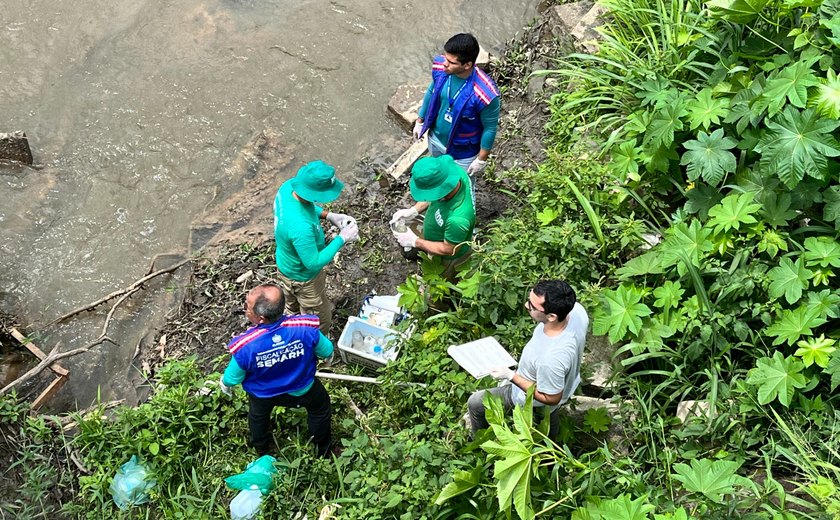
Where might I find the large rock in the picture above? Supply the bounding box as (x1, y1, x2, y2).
(0, 131, 33, 165)
(387, 82, 428, 134)
(548, 1, 607, 54)
(582, 333, 616, 396)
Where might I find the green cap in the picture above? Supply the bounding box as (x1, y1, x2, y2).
(291, 160, 344, 203)
(409, 155, 462, 201)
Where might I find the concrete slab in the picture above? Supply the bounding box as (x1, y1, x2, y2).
(386, 138, 427, 179)
(572, 4, 608, 54)
(387, 82, 428, 134)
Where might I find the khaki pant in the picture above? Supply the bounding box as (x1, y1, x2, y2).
(277, 270, 333, 336)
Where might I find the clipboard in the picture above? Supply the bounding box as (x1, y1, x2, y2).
(447, 336, 517, 379)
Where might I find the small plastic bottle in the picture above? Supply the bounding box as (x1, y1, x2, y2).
(230, 486, 263, 520)
(352, 330, 365, 351)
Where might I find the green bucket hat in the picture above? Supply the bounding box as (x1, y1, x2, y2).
(409, 155, 462, 201)
(291, 160, 344, 203)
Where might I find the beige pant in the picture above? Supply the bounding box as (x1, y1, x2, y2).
(277, 270, 333, 336)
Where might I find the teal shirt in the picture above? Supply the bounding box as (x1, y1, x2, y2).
(274, 180, 345, 281)
(419, 76, 501, 152)
(222, 332, 334, 396)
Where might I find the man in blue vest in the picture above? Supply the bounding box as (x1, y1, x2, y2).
(220, 284, 334, 457)
(414, 33, 501, 176)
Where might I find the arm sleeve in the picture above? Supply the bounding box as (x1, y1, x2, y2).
(314, 332, 334, 359)
(222, 357, 247, 387)
(479, 97, 501, 151)
(417, 81, 435, 120)
(290, 231, 345, 272)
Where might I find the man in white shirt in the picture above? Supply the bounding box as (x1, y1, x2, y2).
(467, 279, 589, 438)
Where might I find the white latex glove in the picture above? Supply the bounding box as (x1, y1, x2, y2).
(326, 212, 355, 229)
(467, 158, 488, 176)
(394, 228, 418, 248)
(339, 222, 359, 244)
(413, 120, 423, 140)
(219, 376, 233, 396)
(390, 207, 419, 225)
(488, 366, 515, 381)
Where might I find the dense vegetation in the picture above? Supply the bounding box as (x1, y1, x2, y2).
(2, 0, 839, 517)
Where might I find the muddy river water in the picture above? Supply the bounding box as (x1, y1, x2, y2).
(0, 0, 540, 407)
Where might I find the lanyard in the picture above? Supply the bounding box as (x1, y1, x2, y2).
(446, 76, 468, 110)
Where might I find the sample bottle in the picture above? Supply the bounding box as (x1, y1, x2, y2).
(390, 220, 413, 252)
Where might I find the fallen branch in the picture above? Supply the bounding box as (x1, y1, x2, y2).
(47, 258, 190, 326)
(0, 337, 112, 395)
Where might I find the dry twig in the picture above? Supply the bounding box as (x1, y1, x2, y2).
(47, 258, 190, 326)
(0, 337, 112, 395)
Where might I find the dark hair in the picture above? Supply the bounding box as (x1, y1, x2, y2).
(444, 33, 480, 66)
(252, 284, 285, 322)
(533, 280, 576, 321)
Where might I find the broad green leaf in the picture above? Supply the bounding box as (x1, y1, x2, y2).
(680, 129, 738, 186)
(654, 508, 689, 520)
(824, 185, 840, 230)
(456, 272, 482, 299)
(767, 257, 813, 304)
(593, 285, 652, 342)
(766, 304, 827, 345)
(583, 407, 611, 433)
(482, 427, 533, 520)
(707, 0, 770, 22)
(642, 144, 680, 174)
(794, 334, 836, 368)
(807, 289, 840, 319)
(760, 61, 820, 116)
(671, 459, 751, 504)
(615, 251, 665, 279)
(684, 184, 724, 219)
(725, 76, 765, 134)
(644, 102, 687, 150)
(661, 220, 713, 273)
(756, 107, 840, 188)
(611, 141, 642, 181)
(572, 494, 656, 520)
(824, 349, 840, 390)
(803, 236, 840, 268)
(686, 88, 731, 130)
(760, 192, 797, 228)
(435, 465, 483, 504)
(707, 192, 761, 235)
(637, 78, 676, 107)
(536, 207, 560, 226)
(746, 352, 807, 407)
(810, 69, 840, 118)
(653, 281, 684, 309)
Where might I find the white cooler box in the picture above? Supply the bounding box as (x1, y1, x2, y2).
(337, 316, 404, 370)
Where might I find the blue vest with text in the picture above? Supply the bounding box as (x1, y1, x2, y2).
(420, 55, 499, 159)
(226, 315, 320, 398)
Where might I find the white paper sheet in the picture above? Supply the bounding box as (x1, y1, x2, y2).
(447, 337, 517, 379)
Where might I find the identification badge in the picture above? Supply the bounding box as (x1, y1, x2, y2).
(444, 112, 453, 123)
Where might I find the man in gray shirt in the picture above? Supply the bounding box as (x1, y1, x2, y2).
(467, 279, 589, 439)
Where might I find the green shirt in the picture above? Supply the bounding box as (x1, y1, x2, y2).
(423, 170, 475, 260)
(274, 180, 345, 281)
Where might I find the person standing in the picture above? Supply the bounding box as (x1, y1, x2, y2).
(274, 160, 358, 336)
(467, 280, 589, 439)
(390, 155, 475, 279)
(414, 33, 501, 176)
(220, 284, 335, 457)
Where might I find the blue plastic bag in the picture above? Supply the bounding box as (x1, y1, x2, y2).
(110, 455, 156, 510)
(224, 455, 279, 495)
